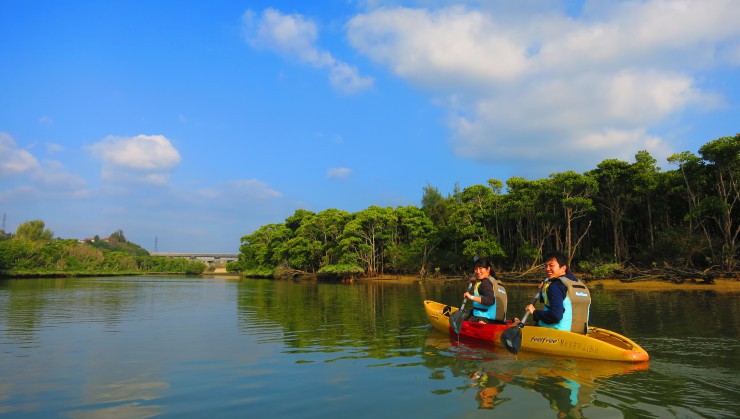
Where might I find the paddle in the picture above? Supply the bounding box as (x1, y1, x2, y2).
(450, 280, 475, 333)
(500, 279, 549, 355)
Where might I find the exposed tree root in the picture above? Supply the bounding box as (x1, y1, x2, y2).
(612, 263, 716, 284)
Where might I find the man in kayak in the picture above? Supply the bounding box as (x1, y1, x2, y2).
(516, 251, 591, 334)
(463, 257, 508, 324)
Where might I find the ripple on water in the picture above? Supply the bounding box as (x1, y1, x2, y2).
(595, 336, 740, 418)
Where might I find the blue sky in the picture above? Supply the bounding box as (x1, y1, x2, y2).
(1, 0, 739, 253)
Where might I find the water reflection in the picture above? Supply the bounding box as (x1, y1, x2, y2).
(234, 279, 430, 361)
(66, 378, 167, 419)
(423, 332, 649, 417)
(1, 276, 739, 418)
(469, 370, 508, 409)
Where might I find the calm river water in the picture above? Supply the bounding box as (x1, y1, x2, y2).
(1, 275, 738, 418)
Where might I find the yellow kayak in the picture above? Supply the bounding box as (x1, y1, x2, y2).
(424, 300, 649, 362)
(424, 335, 650, 381)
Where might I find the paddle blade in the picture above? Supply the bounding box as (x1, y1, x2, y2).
(450, 309, 465, 333)
(500, 325, 523, 354)
(451, 279, 474, 334)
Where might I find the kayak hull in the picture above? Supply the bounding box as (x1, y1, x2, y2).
(424, 335, 650, 381)
(424, 299, 649, 362)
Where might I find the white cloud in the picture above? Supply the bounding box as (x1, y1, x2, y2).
(196, 179, 282, 202)
(33, 159, 87, 191)
(327, 167, 352, 179)
(45, 142, 64, 154)
(89, 135, 180, 170)
(347, 6, 529, 86)
(0, 132, 41, 175)
(88, 134, 181, 185)
(346, 1, 740, 172)
(535, 0, 740, 72)
(575, 129, 660, 151)
(0, 133, 87, 202)
(231, 179, 283, 199)
(243, 8, 373, 94)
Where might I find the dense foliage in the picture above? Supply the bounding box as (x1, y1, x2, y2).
(235, 135, 740, 278)
(0, 222, 206, 276)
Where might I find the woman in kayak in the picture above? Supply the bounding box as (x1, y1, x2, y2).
(518, 251, 591, 334)
(463, 257, 508, 324)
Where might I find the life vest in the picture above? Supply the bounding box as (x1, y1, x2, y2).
(540, 276, 591, 334)
(472, 277, 507, 322)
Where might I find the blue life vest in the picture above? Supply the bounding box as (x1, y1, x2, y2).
(539, 276, 591, 333)
(472, 277, 507, 322)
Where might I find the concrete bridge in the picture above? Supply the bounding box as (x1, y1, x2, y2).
(151, 253, 238, 266)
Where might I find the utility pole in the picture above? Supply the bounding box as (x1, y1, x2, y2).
(154, 236, 158, 253)
(1, 213, 5, 232)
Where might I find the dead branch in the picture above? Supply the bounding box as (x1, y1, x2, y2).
(611, 263, 715, 284)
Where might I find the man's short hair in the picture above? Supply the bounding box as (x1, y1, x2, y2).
(543, 251, 568, 267)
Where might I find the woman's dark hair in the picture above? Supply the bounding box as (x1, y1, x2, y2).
(473, 257, 496, 277)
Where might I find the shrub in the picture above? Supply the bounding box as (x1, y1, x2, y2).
(592, 263, 622, 279)
(226, 260, 243, 272)
(317, 263, 364, 280)
(243, 266, 275, 278)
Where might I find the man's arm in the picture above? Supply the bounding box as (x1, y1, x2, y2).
(533, 281, 566, 324)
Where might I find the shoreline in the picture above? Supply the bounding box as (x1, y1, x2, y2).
(4, 271, 739, 292)
(371, 275, 740, 292)
(585, 278, 740, 292)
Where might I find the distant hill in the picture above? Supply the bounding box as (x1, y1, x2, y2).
(86, 229, 150, 256)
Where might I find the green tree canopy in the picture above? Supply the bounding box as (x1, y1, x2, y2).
(15, 220, 53, 242)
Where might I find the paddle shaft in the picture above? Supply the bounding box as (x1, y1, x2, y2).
(500, 279, 550, 354)
(459, 280, 475, 312)
(451, 280, 475, 332)
(518, 279, 549, 325)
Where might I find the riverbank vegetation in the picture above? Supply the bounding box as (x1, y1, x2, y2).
(0, 222, 206, 277)
(232, 134, 739, 282)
